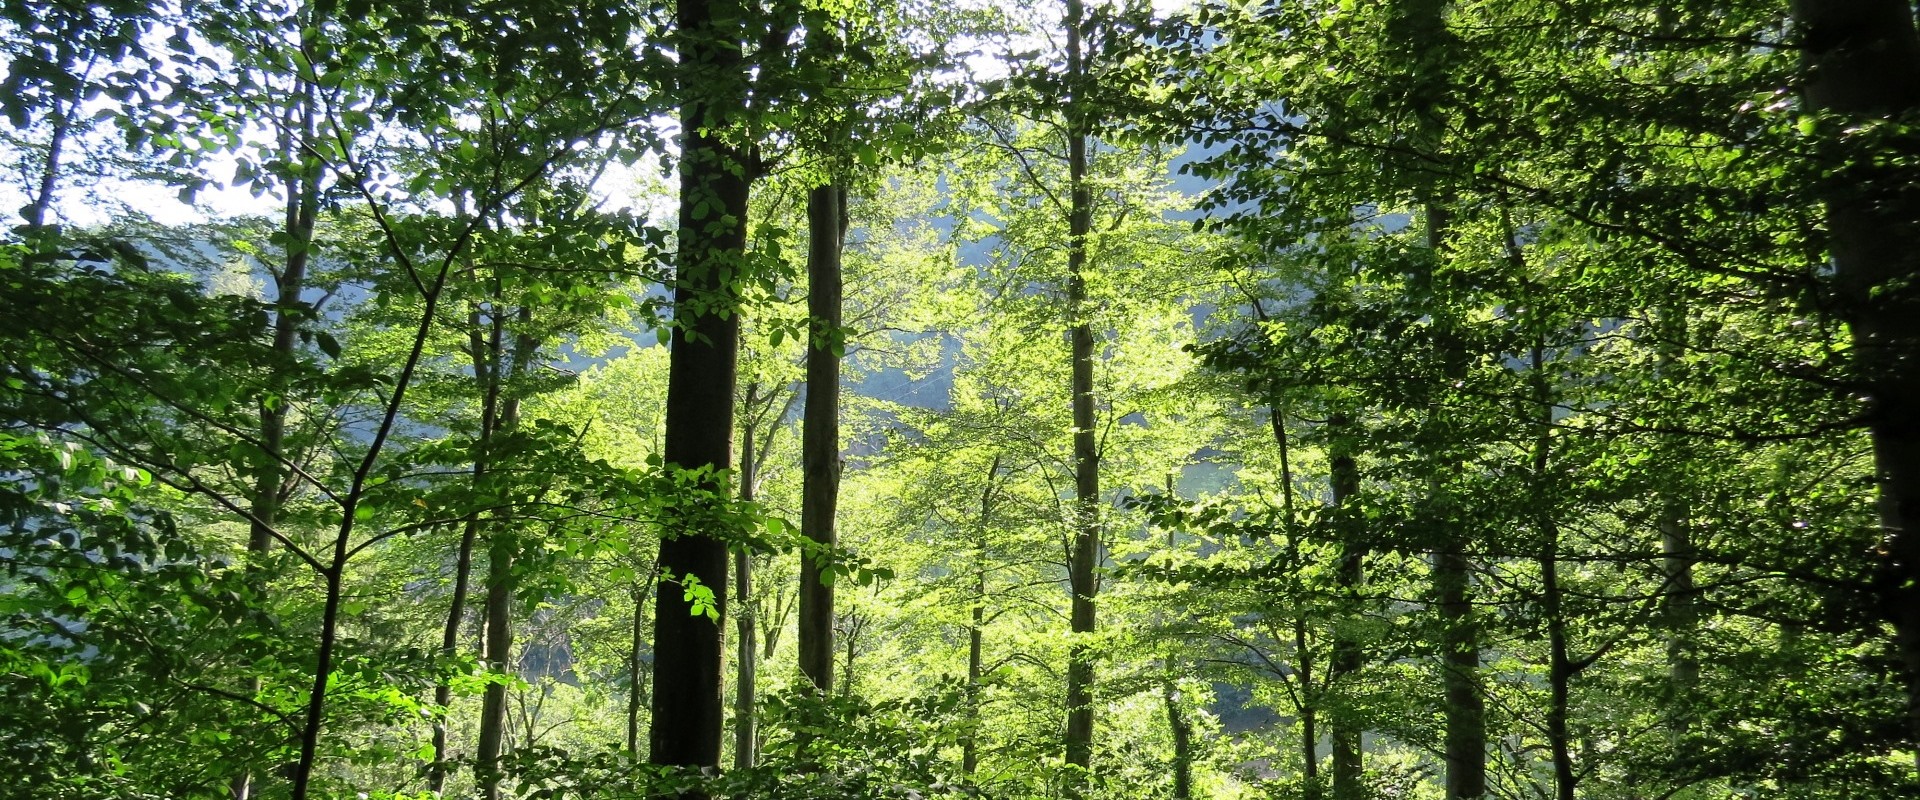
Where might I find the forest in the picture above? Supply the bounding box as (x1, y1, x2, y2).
(3, 0, 1918, 798)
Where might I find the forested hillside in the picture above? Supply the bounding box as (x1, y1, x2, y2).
(3, 1, 1917, 798)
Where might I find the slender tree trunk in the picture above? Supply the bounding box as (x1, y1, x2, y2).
(24, 106, 68, 232)
(1427, 207, 1486, 800)
(1529, 341, 1576, 800)
(1381, 0, 1484, 788)
(649, 0, 748, 786)
(1327, 414, 1364, 800)
(1660, 504, 1696, 721)
(21, 49, 100, 237)
(1655, 309, 1697, 742)
(475, 499, 515, 799)
(428, 516, 479, 795)
(1163, 675, 1193, 800)
(1434, 547, 1484, 800)
(798, 185, 846, 696)
(965, 562, 986, 775)
(236, 73, 320, 800)
(431, 311, 500, 796)
(476, 309, 533, 800)
(965, 455, 1001, 776)
(1265, 397, 1322, 799)
(733, 386, 761, 770)
(1295, 617, 1320, 800)
(1540, 542, 1576, 800)
(1790, 0, 1920, 766)
(627, 569, 657, 755)
(1062, 0, 1100, 788)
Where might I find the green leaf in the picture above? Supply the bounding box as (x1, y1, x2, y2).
(314, 330, 342, 359)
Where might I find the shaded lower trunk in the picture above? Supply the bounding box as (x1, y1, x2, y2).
(1791, 0, 1920, 765)
(628, 582, 648, 754)
(1328, 414, 1364, 800)
(1435, 549, 1484, 800)
(798, 184, 846, 696)
(1295, 617, 1320, 800)
(475, 522, 515, 798)
(1660, 506, 1696, 738)
(1541, 541, 1576, 800)
(648, 0, 749, 780)
(964, 572, 984, 775)
(428, 518, 479, 794)
(733, 409, 761, 770)
(1163, 676, 1192, 800)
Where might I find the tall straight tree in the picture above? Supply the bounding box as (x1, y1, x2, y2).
(1326, 412, 1363, 800)
(1790, 0, 1920, 761)
(1383, 0, 1485, 793)
(649, 0, 754, 782)
(1062, 0, 1101, 788)
(798, 181, 846, 694)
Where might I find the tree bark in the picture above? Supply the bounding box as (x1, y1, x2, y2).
(1789, 0, 1920, 766)
(1386, 0, 1484, 784)
(732, 384, 761, 771)
(1655, 308, 1697, 742)
(1327, 414, 1364, 800)
(236, 69, 320, 800)
(476, 306, 533, 800)
(428, 516, 479, 794)
(1163, 676, 1193, 800)
(1530, 341, 1576, 800)
(648, 0, 749, 786)
(627, 580, 650, 755)
(965, 455, 1001, 776)
(1062, 0, 1100, 789)
(798, 185, 846, 696)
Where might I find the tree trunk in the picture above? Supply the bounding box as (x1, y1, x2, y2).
(476, 306, 533, 800)
(627, 580, 649, 754)
(1789, 0, 1920, 766)
(1327, 414, 1364, 800)
(1295, 617, 1320, 800)
(1656, 308, 1697, 742)
(798, 185, 846, 696)
(1531, 341, 1576, 800)
(1163, 676, 1193, 800)
(428, 516, 479, 795)
(966, 563, 985, 775)
(236, 72, 320, 800)
(1062, 0, 1100, 788)
(1434, 548, 1484, 800)
(649, 0, 749, 785)
(965, 455, 1001, 776)
(1265, 398, 1322, 800)
(733, 386, 761, 770)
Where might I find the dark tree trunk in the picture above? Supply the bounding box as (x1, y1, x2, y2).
(964, 455, 1000, 776)
(627, 580, 649, 754)
(428, 515, 479, 794)
(1265, 398, 1322, 800)
(236, 74, 320, 800)
(798, 185, 846, 696)
(1379, 0, 1486, 788)
(1062, 0, 1099, 787)
(1328, 414, 1364, 800)
(1435, 548, 1484, 800)
(476, 307, 534, 800)
(1790, 0, 1920, 766)
(733, 384, 762, 770)
(1531, 341, 1576, 800)
(648, 0, 749, 786)
(1295, 617, 1320, 800)
(1163, 676, 1193, 800)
